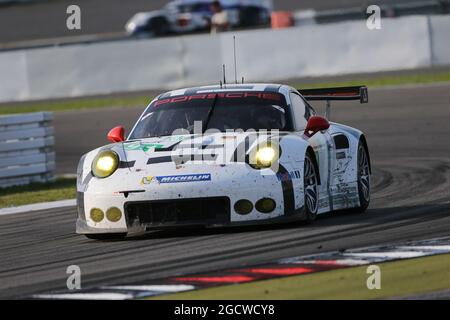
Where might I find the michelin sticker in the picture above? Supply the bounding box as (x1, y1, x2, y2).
(142, 174, 211, 184)
(141, 176, 154, 185)
(156, 174, 211, 184)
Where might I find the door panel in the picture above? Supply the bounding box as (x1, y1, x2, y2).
(330, 133, 360, 210)
(307, 131, 334, 214)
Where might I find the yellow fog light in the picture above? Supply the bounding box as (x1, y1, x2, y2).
(234, 199, 253, 215)
(90, 208, 104, 222)
(92, 150, 119, 178)
(255, 198, 276, 213)
(106, 207, 122, 222)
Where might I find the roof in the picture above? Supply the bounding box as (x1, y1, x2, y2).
(157, 83, 288, 99)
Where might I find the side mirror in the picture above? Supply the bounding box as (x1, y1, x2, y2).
(304, 116, 330, 138)
(107, 126, 125, 143)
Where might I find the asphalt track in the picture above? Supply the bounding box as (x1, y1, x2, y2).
(0, 0, 415, 43)
(1, 83, 450, 299)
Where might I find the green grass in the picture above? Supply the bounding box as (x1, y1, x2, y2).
(295, 70, 450, 89)
(1, 71, 450, 116)
(0, 95, 150, 116)
(152, 254, 450, 300)
(0, 178, 76, 208)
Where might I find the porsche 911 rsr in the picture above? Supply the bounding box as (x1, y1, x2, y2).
(76, 83, 371, 239)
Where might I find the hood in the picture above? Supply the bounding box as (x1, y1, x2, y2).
(118, 131, 284, 171)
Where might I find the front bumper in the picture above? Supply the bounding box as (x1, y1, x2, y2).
(76, 164, 305, 235)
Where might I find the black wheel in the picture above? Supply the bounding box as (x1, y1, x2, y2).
(85, 233, 127, 240)
(304, 152, 319, 222)
(144, 17, 169, 37)
(352, 142, 371, 213)
(151, 18, 169, 36)
(239, 7, 263, 27)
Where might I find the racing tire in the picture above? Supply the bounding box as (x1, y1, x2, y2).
(304, 152, 319, 223)
(85, 233, 127, 241)
(152, 18, 170, 36)
(351, 141, 371, 213)
(144, 17, 169, 37)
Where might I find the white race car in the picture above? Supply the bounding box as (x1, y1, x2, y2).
(125, 0, 272, 37)
(76, 83, 371, 240)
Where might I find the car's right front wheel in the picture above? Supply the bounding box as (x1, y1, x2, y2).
(352, 141, 371, 213)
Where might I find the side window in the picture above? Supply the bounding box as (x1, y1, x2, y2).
(289, 92, 308, 130)
(302, 98, 316, 119)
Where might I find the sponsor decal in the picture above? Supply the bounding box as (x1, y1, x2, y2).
(336, 151, 346, 159)
(159, 135, 185, 142)
(124, 142, 164, 152)
(154, 92, 282, 107)
(276, 170, 301, 182)
(155, 174, 211, 184)
(125, 137, 185, 152)
(140, 176, 154, 185)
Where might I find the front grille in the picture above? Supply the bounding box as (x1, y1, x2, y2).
(125, 197, 230, 226)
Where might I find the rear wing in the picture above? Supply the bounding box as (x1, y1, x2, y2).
(298, 86, 368, 104)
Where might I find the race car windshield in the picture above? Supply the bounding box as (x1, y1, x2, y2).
(129, 92, 292, 139)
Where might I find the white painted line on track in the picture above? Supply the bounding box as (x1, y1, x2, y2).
(345, 251, 426, 259)
(103, 285, 195, 292)
(397, 245, 450, 252)
(0, 199, 76, 216)
(288, 258, 369, 266)
(33, 292, 134, 300)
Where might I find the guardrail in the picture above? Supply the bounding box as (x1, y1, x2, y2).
(1, 1, 449, 53)
(0, 14, 449, 103)
(0, 112, 55, 188)
(311, 0, 450, 24)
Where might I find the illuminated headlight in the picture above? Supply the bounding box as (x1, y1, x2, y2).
(126, 22, 137, 32)
(92, 150, 119, 178)
(250, 142, 280, 169)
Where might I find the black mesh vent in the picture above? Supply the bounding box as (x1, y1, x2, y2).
(125, 197, 230, 226)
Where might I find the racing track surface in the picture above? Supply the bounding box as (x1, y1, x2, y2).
(1, 84, 450, 298)
(0, 0, 415, 43)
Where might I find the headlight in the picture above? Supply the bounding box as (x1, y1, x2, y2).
(255, 147, 276, 167)
(250, 142, 280, 169)
(126, 22, 136, 32)
(92, 150, 119, 178)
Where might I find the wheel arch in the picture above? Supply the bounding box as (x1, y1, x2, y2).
(359, 134, 372, 174)
(305, 146, 321, 185)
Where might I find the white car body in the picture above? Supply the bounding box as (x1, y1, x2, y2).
(125, 0, 272, 36)
(76, 83, 371, 237)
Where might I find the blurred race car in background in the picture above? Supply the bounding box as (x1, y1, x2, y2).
(125, 0, 273, 37)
